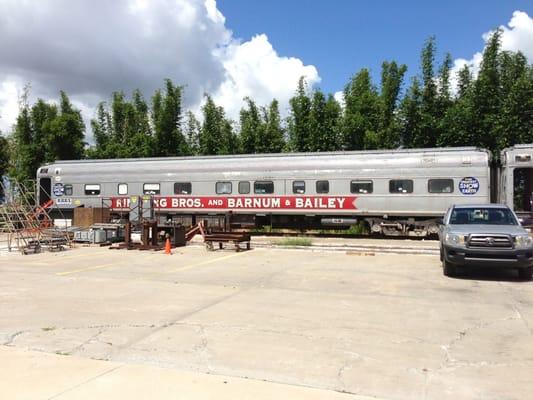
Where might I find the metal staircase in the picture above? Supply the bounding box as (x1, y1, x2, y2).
(0, 180, 71, 254)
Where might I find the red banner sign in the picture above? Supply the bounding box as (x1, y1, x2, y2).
(111, 196, 357, 210)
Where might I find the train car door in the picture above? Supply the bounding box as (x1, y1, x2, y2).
(39, 178, 51, 206)
(501, 145, 533, 224)
(513, 167, 533, 212)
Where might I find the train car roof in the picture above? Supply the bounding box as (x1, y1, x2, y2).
(50, 146, 488, 165)
(501, 144, 533, 167)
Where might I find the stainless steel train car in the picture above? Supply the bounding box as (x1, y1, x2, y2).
(36, 145, 533, 236)
(499, 144, 533, 218)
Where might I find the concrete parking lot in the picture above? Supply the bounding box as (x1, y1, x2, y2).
(1, 243, 532, 399)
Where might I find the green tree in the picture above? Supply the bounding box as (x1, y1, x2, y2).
(47, 91, 85, 160)
(259, 99, 286, 153)
(456, 64, 472, 98)
(0, 135, 10, 199)
(199, 95, 236, 155)
(288, 77, 312, 151)
(87, 102, 111, 158)
(199, 95, 220, 155)
(411, 37, 441, 148)
(239, 97, 263, 154)
(307, 90, 327, 151)
(10, 88, 85, 184)
(127, 89, 154, 158)
(342, 69, 380, 150)
(184, 111, 201, 155)
(219, 118, 237, 155)
(398, 77, 423, 148)
(152, 79, 187, 156)
(322, 94, 342, 151)
(307, 90, 342, 151)
(497, 64, 533, 147)
(89, 89, 154, 159)
(469, 29, 503, 152)
(437, 64, 476, 148)
(0, 135, 8, 177)
(378, 61, 407, 148)
(10, 86, 35, 184)
(437, 53, 452, 104)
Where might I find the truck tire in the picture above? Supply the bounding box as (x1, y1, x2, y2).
(518, 267, 533, 281)
(442, 259, 456, 277)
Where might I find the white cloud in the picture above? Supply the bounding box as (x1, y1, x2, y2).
(0, 79, 20, 132)
(0, 0, 319, 136)
(212, 34, 319, 120)
(494, 10, 533, 60)
(451, 10, 533, 94)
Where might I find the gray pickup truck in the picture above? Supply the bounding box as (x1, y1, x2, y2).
(439, 204, 533, 280)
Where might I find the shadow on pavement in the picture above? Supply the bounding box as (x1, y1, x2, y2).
(449, 266, 530, 282)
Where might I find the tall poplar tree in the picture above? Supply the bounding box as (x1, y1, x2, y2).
(342, 69, 380, 150)
(152, 79, 187, 156)
(398, 78, 423, 148)
(185, 111, 201, 155)
(48, 91, 85, 160)
(288, 77, 312, 151)
(412, 37, 440, 148)
(378, 61, 407, 148)
(199, 95, 236, 155)
(258, 99, 285, 153)
(239, 97, 263, 154)
(10, 88, 85, 184)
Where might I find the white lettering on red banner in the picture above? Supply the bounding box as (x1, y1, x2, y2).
(110, 196, 357, 210)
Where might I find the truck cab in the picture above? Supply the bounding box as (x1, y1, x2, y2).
(439, 204, 533, 280)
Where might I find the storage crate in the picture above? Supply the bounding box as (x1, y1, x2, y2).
(73, 208, 110, 228)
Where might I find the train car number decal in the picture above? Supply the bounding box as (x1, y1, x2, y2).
(55, 198, 72, 205)
(458, 177, 479, 195)
(111, 196, 357, 210)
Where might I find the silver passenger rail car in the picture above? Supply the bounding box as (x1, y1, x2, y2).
(37, 147, 492, 237)
(500, 144, 533, 226)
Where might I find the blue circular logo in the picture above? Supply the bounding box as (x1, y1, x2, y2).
(53, 183, 65, 196)
(459, 177, 480, 195)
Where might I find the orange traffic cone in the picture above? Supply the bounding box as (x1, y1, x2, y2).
(165, 238, 172, 255)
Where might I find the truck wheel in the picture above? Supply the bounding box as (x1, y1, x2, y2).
(518, 267, 533, 281)
(443, 259, 456, 277)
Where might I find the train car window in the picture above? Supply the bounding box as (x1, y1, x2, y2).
(143, 183, 160, 195)
(84, 184, 101, 195)
(316, 180, 329, 194)
(428, 179, 454, 193)
(389, 180, 413, 193)
(118, 183, 128, 195)
(254, 181, 274, 194)
(293, 181, 305, 194)
(238, 181, 250, 194)
(216, 181, 232, 194)
(351, 180, 373, 194)
(64, 184, 73, 196)
(174, 182, 192, 194)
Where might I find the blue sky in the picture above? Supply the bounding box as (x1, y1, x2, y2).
(218, 0, 533, 94)
(1, 1, 532, 134)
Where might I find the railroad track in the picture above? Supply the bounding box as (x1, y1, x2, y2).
(248, 230, 437, 241)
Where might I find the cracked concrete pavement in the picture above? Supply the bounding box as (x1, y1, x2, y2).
(1, 244, 532, 399)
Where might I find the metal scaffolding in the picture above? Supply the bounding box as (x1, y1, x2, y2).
(0, 180, 72, 254)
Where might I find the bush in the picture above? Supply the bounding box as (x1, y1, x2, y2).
(276, 237, 312, 246)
